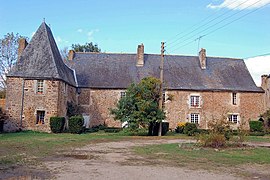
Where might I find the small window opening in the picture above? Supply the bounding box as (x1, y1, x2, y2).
(36, 110, 45, 124)
(232, 93, 237, 105)
(37, 80, 44, 94)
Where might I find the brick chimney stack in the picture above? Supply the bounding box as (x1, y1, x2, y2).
(18, 38, 28, 58)
(136, 43, 144, 66)
(68, 50, 75, 60)
(199, 48, 206, 69)
(261, 74, 269, 90)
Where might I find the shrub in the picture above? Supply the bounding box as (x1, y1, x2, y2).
(50, 117, 65, 133)
(198, 133, 226, 148)
(249, 121, 264, 132)
(104, 127, 122, 133)
(67, 101, 82, 117)
(175, 122, 186, 133)
(69, 115, 84, 134)
(183, 123, 198, 136)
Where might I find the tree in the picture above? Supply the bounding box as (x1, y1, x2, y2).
(111, 77, 165, 132)
(71, 42, 101, 52)
(60, 46, 69, 62)
(0, 33, 25, 89)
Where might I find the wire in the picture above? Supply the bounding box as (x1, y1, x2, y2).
(166, 0, 252, 46)
(168, 0, 264, 51)
(165, 0, 239, 44)
(168, 0, 269, 54)
(244, 53, 270, 59)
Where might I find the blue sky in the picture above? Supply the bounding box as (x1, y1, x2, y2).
(0, 0, 270, 85)
(0, 0, 269, 59)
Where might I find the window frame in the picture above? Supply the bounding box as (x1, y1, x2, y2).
(228, 114, 239, 124)
(36, 110, 45, 124)
(36, 80, 44, 94)
(190, 113, 200, 124)
(232, 93, 237, 105)
(120, 91, 126, 99)
(190, 95, 201, 108)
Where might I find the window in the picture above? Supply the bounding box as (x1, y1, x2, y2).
(228, 114, 239, 124)
(36, 110, 45, 124)
(232, 93, 237, 105)
(120, 91, 126, 98)
(190, 95, 200, 107)
(190, 113, 200, 124)
(37, 80, 44, 94)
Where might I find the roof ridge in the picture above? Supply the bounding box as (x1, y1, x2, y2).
(43, 23, 61, 80)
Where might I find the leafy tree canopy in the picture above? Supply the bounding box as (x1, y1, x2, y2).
(0, 33, 27, 89)
(111, 77, 165, 130)
(71, 42, 101, 52)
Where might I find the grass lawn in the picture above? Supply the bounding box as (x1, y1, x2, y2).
(0, 130, 192, 168)
(0, 130, 130, 167)
(133, 143, 270, 172)
(245, 134, 270, 143)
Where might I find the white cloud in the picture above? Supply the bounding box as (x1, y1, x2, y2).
(55, 36, 62, 43)
(245, 55, 270, 86)
(77, 29, 83, 33)
(87, 29, 99, 41)
(207, 0, 270, 10)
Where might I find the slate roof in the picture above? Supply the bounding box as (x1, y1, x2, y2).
(66, 52, 263, 92)
(8, 22, 76, 86)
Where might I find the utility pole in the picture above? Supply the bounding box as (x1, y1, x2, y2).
(158, 42, 165, 136)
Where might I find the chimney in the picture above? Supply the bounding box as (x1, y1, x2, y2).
(18, 38, 28, 58)
(199, 48, 206, 69)
(136, 43, 144, 66)
(261, 74, 269, 90)
(68, 50, 75, 60)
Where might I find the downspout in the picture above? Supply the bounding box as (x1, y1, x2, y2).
(20, 79, 25, 128)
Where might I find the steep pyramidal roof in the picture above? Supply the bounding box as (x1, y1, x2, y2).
(66, 53, 263, 92)
(8, 22, 76, 86)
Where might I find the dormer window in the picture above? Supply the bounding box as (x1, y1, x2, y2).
(37, 80, 44, 94)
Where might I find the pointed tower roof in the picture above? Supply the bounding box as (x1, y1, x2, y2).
(8, 22, 76, 86)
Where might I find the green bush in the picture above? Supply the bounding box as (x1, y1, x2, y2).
(104, 127, 122, 133)
(50, 117, 65, 133)
(183, 123, 198, 136)
(249, 121, 264, 132)
(69, 116, 84, 134)
(85, 128, 99, 133)
(198, 133, 226, 148)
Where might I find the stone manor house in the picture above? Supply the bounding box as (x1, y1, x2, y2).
(5, 22, 269, 132)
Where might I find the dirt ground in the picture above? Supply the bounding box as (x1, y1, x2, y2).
(1, 139, 270, 180)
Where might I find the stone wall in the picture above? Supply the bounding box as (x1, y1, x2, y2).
(5, 77, 76, 132)
(164, 90, 265, 130)
(57, 81, 77, 117)
(78, 88, 122, 127)
(261, 75, 270, 110)
(77, 88, 265, 130)
(5, 77, 24, 131)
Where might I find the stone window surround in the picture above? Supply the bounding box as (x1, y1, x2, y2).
(120, 91, 126, 99)
(232, 92, 239, 105)
(189, 93, 202, 108)
(190, 113, 200, 124)
(35, 109, 46, 125)
(34, 80, 46, 95)
(228, 113, 240, 124)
